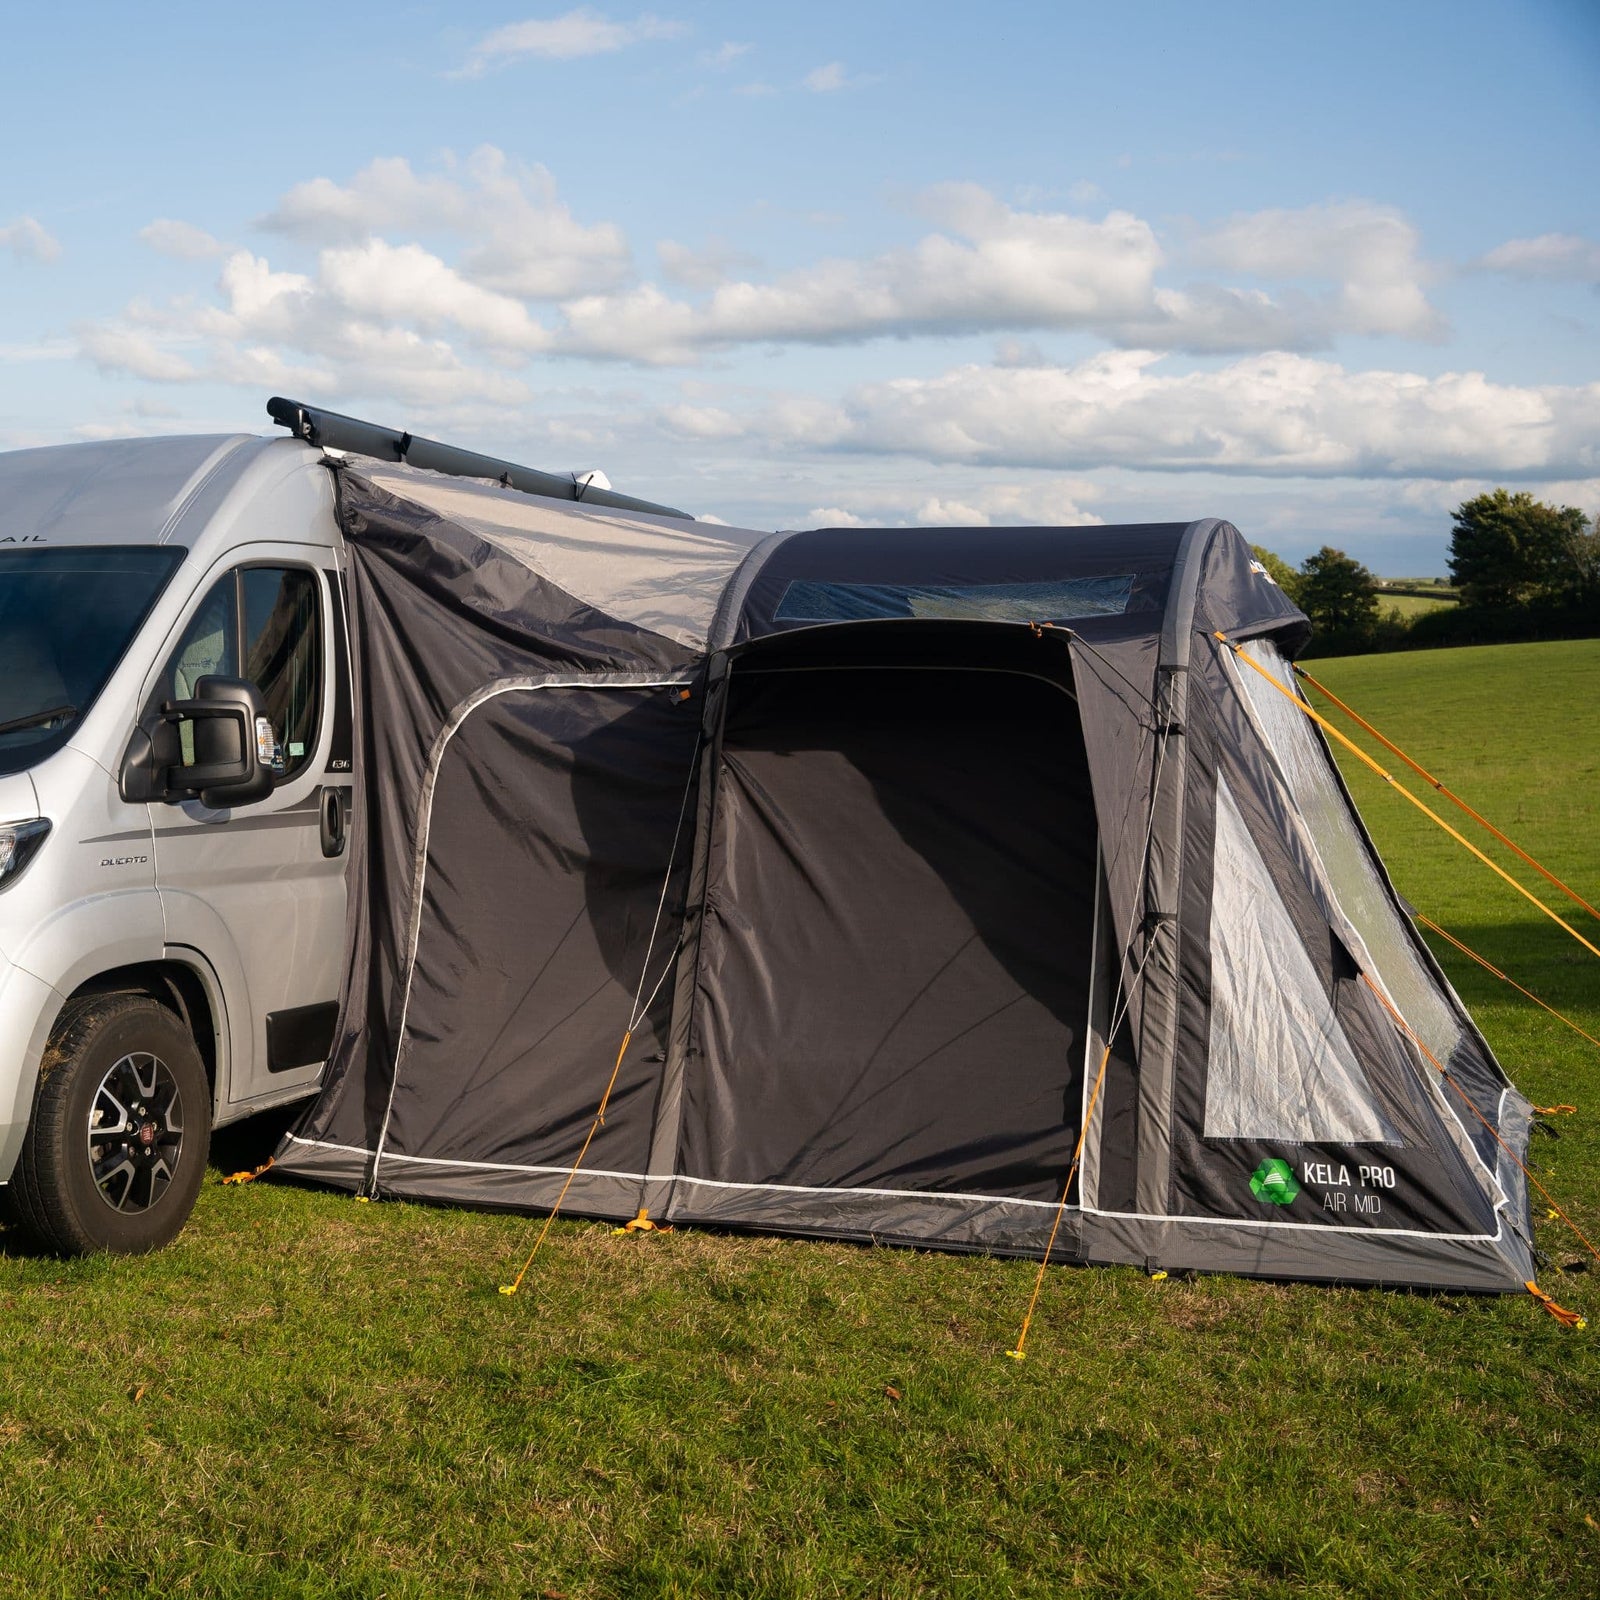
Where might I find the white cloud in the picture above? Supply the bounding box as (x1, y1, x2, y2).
(657, 236, 762, 289)
(809, 351, 1600, 480)
(804, 507, 870, 527)
(1186, 200, 1443, 341)
(951, 481, 1103, 525)
(801, 60, 878, 93)
(1, 216, 62, 263)
(210, 343, 337, 392)
(550, 187, 1449, 362)
(700, 41, 751, 68)
(315, 239, 549, 353)
(216, 250, 313, 331)
(139, 218, 224, 260)
(556, 185, 1163, 360)
(1523, 476, 1600, 513)
(799, 479, 1102, 528)
(729, 60, 876, 97)
(260, 147, 631, 299)
(460, 8, 684, 74)
(263, 158, 457, 242)
(657, 402, 743, 439)
(672, 354, 1598, 485)
(311, 325, 530, 406)
(81, 243, 535, 407)
(803, 62, 848, 92)
(914, 496, 992, 524)
(1478, 232, 1600, 283)
(77, 324, 199, 382)
(68, 153, 1497, 496)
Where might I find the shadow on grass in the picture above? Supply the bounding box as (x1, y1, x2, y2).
(1420, 919, 1600, 1017)
(0, 1189, 43, 1258)
(209, 1099, 307, 1177)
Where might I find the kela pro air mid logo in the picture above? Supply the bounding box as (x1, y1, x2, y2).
(1249, 1158, 1301, 1206)
(1250, 1157, 1398, 1214)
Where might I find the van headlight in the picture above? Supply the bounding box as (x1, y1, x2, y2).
(0, 819, 50, 889)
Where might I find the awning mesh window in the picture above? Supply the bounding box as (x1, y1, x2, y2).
(774, 576, 1135, 625)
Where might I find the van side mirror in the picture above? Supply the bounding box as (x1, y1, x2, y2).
(120, 675, 281, 808)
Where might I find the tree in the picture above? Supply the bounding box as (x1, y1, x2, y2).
(1296, 546, 1378, 639)
(1250, 544, 1302, 602)
(1448, 489, 1590, 608)
(1566, 516, 1600, 607)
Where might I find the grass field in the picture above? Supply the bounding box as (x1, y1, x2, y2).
(1378, 593, 1458, 620)
(2, 640, 1597, 1598)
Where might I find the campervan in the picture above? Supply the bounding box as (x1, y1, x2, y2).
(0, 400, 684, 1254)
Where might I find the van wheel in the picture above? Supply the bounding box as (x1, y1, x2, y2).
(8, 995, 211, 1255)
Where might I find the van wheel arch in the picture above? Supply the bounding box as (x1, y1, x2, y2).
(61, 962, 220, 1100)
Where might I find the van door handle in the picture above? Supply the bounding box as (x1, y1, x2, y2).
(319, 786, 349, 858)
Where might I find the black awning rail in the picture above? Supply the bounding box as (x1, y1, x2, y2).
(267, 396, 692, 521)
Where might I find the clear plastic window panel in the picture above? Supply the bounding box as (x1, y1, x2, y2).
(1204, 777, 1397, 1143)
(1237, 640, 1464, 1071)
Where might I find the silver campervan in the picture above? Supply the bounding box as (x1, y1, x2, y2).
(0, 400, 681, 1253)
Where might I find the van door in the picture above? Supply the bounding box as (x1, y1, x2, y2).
(147, 547, 349, 1106)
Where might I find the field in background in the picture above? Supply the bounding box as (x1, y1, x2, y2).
(1, 641, 1596, 1598)
(1378, 591, 1459, 619)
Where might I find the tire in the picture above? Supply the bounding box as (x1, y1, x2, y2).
(8, 994, 211, 1256)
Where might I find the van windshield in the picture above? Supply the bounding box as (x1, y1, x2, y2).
(0, 547, 185, 776)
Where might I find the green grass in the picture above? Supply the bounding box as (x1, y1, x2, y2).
(2, 640, 1597, 1598)
(1378, 593, 1458, 620)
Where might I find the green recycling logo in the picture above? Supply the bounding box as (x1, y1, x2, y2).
(1250, 1158, 1301, 1206)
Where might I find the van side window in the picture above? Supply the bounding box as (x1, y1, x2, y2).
(242, 568, 321, 777)
(160, 567, 323, 780)
(165, 577, 238, 768)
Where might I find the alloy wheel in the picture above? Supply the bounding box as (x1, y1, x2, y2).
(85, 1051, 185, 1213)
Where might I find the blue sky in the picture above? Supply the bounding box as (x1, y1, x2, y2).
(2, 1, 1597, 571)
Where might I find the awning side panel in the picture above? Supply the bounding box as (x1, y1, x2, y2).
(281, 464, 697, 1176)
(1159, 642, 1518, 1249)
(370, 684, 700, 1196)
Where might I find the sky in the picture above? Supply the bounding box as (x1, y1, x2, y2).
(2, 0, 1597, 573)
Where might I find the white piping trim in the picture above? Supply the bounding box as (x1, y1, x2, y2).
(289, 1134, 1067, 1208)
(367, 670, 695, 1188)
(286, 1132, 1508, 1244)
(653, 1172, 1064, 1209)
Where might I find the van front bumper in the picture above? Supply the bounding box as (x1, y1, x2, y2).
(0, 955, 62, 1185)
